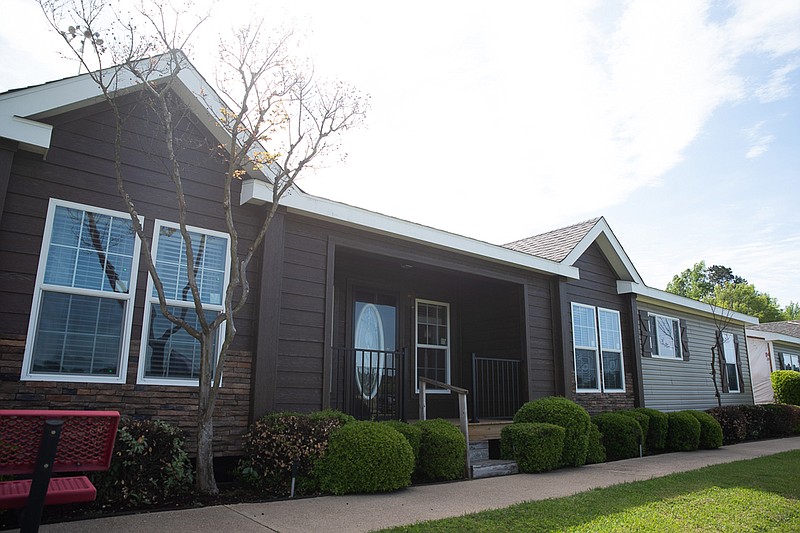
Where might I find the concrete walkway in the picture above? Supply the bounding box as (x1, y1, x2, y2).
(39, 437, 800, 533)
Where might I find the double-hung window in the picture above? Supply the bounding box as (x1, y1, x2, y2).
(22, 199, 141, 383)
(138, 220, 230, 385)
(781, 352, 800, 372)
(415, 299, 450, 393)
(649, 313, 683, 359)
(721, 333, 740, 393)
(571, 303, 625, 393)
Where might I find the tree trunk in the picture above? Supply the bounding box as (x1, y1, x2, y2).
(710, 345, 721, 408)
(196, 335, 219, 494)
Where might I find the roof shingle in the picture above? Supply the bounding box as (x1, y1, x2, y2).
(503, 217, 601, 262)
(748, 321, 800, 339)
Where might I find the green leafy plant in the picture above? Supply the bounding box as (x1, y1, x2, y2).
(585, 422, 606, 464)
(500, 422, 565, 473)
(314, 421, 414, 494)
(415, 419, 466, 481)
(513, 397, 591, 467)
(94, 418, 193, 507)
(380, 420, 422, 466)
(772, 370, 800, 405)
(687, 411, 723, 449)
(617, 410, 649, 451)
(632, 408, 669, 452)
(592, 413, 642, 461)
(666, 411, 701, 452)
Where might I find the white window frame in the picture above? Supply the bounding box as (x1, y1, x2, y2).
(648, 313, 683, 360)
(781, 352, 800, 372)
(722, 332, 740, 393)
(571, 303, 601, 393)
(137, 219, 231, 386)
(598, 307, 626, 393)
(22, 198, 142, 383)
(571, 303, 625, 393)
(414, 299, 451, 394)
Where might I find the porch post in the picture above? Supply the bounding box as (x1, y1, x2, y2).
(419, 380, 427, 420)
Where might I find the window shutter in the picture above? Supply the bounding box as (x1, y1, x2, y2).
(638, 310, 652, 357)
(777, 352, 785, 370)
(734, 334, 744, 390)
(679, 319, 690, 361)
(716, 330, 729, 393)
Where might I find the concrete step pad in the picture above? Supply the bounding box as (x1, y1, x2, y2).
(471, 459, 519, 479)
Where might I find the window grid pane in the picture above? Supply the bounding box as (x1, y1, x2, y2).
(31, 292, 124, 376)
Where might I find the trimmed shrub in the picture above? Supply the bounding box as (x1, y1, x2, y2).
(238, 411, 349, 494)
(94, 418, 192, 507)
(500, 423, 565, 473)
(585, 422, 606, 465)
(315, 421, 414, 494)
(415, 419, 466, 480)
(666, 411, 701, 452)
(688, 411, 723, 449)
(707, 406, 748, 445)
(380, 420, 422, 465)
(772, 370, 800, 405)
(592, 413, 642, 461)
(632, 407, 668, 452)
(513, 397, 591, 467)
(308, 409, 357, 426)
(617, 411, 649, 452)
(759, 404, 793, 439)
(785, 404, 800, 434)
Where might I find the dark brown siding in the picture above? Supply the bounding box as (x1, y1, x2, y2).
(0, 93, 261, 455)
(261, 214, 556, 418)
(564, 243, 636, 413)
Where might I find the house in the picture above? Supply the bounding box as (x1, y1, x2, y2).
(0, 56, 759, 458)
(746, 321, 800, 404)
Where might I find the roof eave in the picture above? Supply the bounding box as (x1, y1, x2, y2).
(617, 281, 760, 325)
(241, 178, 580, 279)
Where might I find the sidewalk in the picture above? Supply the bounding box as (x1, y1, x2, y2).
(40, 437, 800, 533)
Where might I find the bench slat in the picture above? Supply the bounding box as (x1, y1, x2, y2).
(0, 477, 96, 509)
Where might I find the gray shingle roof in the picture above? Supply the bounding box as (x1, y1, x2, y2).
(748, 321, 800, 338)
(504, 217, 602, 262)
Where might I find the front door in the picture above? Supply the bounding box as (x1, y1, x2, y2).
(349, 289, 401, 419)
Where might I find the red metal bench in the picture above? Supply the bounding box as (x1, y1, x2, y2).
(0, 410, 120, 532)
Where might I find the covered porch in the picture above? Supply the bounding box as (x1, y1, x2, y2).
(327, 245, 530, 422)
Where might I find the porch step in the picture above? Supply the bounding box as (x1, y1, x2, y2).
(471, 459, 519, 479)
(469, 440, 489, 463)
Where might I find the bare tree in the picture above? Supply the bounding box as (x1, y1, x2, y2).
(709, 301, 736, 408)
(37, 0, 367, 494)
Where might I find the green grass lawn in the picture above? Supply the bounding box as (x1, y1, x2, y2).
(381, 450, 800, 532)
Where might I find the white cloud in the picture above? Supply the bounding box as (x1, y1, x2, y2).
(754, 60, 799, 102)
(742, 121, 775, 159)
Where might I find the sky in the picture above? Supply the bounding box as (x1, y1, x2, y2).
(2, 0, 799, 309)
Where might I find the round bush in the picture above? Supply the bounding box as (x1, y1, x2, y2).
(500, 423, 565, 473)
(513, 397, 591, 467)
(94, 418, 193, 507)
(585, 422, 606, 465)
(308, 409, 357, 426)
(632, 408, 668, 452)
(380, 420, 422, 464)
(688, 411, 723, 449)
(415, 419, 467, 480)
(315, 421, 414, 494)
(772, 370, 800, 405)
(707, 406, 748, 444)
(618, 411, 650, 452)
(666, 411, 701, 452)
(592, 413, 642, 461)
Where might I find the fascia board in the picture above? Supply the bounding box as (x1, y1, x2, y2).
(617, 280, 759, 325)
(745, 330, 800, 345)
(0, 58, 173, 152)
(562, 218, 644, 284)
(241, 178, 579, 279)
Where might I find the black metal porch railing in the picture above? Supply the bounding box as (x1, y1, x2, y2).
(471, 353, 522, 422)
(331, 348, 405, 421)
